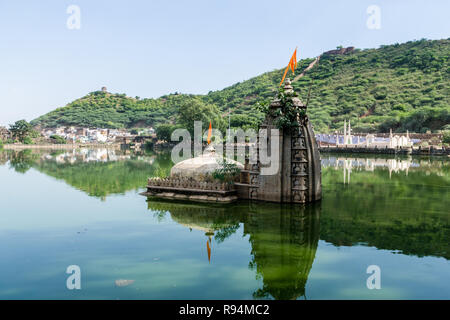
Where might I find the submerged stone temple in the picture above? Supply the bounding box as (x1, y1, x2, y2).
(143, 78, 321, 204)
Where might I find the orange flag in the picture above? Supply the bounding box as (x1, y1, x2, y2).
(279, 47, 298, 86)
(293, 48, 297, 69)
(291, 48, 297, 71)
(279, 65, 290, 87)
(207, 121, 212, 144)
(206, 240, 211, 263)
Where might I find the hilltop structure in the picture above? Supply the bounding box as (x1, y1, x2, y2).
(143, 78, 322, 204)
(0, 126, 10, 141)
(323, 46, 355, 55)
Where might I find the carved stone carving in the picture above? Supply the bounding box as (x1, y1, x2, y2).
(292, 137, 306, 149)
(250, 174, 259, 185)
(292, 149, 307, 161)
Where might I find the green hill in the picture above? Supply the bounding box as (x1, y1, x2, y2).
(31, 38, 450, 133)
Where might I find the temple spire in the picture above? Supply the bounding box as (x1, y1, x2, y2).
(283, 78, 294, 93)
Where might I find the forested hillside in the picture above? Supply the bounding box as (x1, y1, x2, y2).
(32, 38, 450, 133)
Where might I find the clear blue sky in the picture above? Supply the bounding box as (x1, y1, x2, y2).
(0, 0, 449, 126)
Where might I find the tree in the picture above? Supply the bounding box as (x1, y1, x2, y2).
(443, 131, 450, 144)
(50, 135, 67, 144)
(177, 98, 226, 136)
(230, 114, 259, 129)
(156, 124, 177, 142)
(23, 136, 33, 145)
(9, 120, 32, 143)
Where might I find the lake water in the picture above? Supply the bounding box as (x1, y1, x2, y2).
(0, 148, 448, 299)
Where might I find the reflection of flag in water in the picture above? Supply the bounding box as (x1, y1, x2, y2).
(207, 121, 212, 145)
(206, 239, 211, 263)
(279, 48, 298, 86)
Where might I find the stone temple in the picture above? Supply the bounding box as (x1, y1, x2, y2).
(143, 78, 321, 204)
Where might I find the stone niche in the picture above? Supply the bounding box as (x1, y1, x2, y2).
(235, 78, 322, 204)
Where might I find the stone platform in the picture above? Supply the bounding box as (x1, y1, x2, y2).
(141, 177, 238, 203)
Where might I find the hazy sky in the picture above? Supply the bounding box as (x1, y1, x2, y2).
(0, 0, 449, 126)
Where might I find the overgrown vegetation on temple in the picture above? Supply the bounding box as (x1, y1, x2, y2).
(31, 39, 449, 133)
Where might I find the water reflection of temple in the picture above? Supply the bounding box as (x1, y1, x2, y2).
(244, 203, 320, 299)
(146, 200, 320, 300)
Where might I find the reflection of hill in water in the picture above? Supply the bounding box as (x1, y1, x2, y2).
(1, 149, 172, 199)
(2, 149, 448, 261)
(147, 173, 449, 300)
(36, 160, 152, 198)
(147, 200, 320, 300)
(321, 161, 450, 259)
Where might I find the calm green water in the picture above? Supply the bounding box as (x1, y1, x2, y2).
(0, 148, 448, 299)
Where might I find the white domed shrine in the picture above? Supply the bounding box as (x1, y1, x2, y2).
(170, 145, 244, 180)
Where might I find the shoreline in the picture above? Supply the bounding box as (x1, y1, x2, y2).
(2, 143, 449, 157)
(319, 145, 449, 156)
(2, 143, 121, 150)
